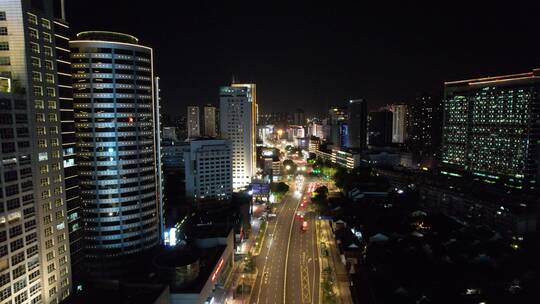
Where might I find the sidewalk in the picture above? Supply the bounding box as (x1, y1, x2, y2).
(317, 220, 353, 304)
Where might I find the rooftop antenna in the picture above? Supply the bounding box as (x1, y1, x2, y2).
(232, 75, 237, 85)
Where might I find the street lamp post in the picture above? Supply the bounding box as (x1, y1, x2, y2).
(241, 274, 246, 304)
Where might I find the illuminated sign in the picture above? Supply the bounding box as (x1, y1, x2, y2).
(164, 228, 177, 247)
(211, 258, 224, 282)
(262, 150, 273, 157)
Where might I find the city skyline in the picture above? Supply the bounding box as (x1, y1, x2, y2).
(1, 1, 539, 304)
(66, 1, 540, 116)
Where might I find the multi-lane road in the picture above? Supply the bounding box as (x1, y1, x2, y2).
(251, 177, 320, 304)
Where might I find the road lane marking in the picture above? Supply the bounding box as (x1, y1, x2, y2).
(256, 193, 291, 304)
(284, 184, 303, 304)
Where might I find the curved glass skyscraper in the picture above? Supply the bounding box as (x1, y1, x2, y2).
(70, 31, 159, 275)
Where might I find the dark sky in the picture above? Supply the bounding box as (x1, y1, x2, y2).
(66, 1, 540, 117)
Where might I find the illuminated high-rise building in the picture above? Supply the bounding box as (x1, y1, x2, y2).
(203, 105, 217, 137)
(391, 104, 407, 143)
(407, 93, 442, 156)
(187, 106, 200, 138)
(0, 0, 72, 302)
(71, 31, 160, 276)
(442, 68, 540, 191)
(220, 83, 256, 190)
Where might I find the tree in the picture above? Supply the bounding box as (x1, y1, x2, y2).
(270, 182, 289, 194)
(282, 159, 297, 174)
(312, 186, 329, 204)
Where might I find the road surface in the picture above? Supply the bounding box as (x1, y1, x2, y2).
(251, 178, 320, 304)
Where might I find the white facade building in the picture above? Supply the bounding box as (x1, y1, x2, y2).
(308, 122, 324, 139)
(184, 139, 232, 202)
(219, 84, 256, 190)
(391, 104, 407, 143)
(0, 1, 72, 302)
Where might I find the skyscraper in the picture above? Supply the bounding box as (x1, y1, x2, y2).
(368, 110, 393, 146)
(390, 104, 407, 144)
(347, 99, 367, 149)
(203, 105, 217, 137)
(70, 31, 159, 276)
(220, 83, 256, 190)
(407, 93, 442, 157)
(0, 0, 72, 302)
(442, 68, 540, 191)
(187, 106, 200, 138)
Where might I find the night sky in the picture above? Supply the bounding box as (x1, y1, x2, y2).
(67, 1, 540, 117)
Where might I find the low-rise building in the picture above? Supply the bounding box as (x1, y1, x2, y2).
(332, 148, 362, 169)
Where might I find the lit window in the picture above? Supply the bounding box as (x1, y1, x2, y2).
(27, 13, 37, 25)
(32, 71, 41, 82)
(45, 74, 54, 84)
(33, 86, 43, 96)
(30, 42, 39, 54)
(43, 32, 52, 42)
(38, 152, 48, 161)
(29, 28, 39, 39)
(44, 46, 53, 57)
(31, 57, 40, 68)
(41, 18, 51, 29)
(44, 60, 53, 70)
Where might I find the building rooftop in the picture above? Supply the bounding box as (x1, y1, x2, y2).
(76, 31, 139, 44)
(445, 68, 540, 87)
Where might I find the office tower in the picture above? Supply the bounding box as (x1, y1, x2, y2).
(328, 107, 347, 148)
(184, 139, 232, 203)
(0, 1, 72, 302)
(293, 108, 306, 126)
(187, 106, 200, 138)
(154, 77, 164, 244)
(340, 123, 348, 147)
(203, 105, 217, 137)
(407, 93, 442, 156)
(307, 122, 324, 139)
(71, 31, 159, 276)
(368, 110, 393, 146)
(347, 99, 367, 149)
(162, 126, 178, 141)
(52, 9, 85, 292)
(286, 125, 305, 142)
(329, 107, 347, 124)
(390, 104, 407, 143)
(442, 68, 540, 190)
(220, 83, 256, 190)
(175, 114, 187, 140)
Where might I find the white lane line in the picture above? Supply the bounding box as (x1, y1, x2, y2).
(284, 185, 303, 304)
(256, 194, 289, 304)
